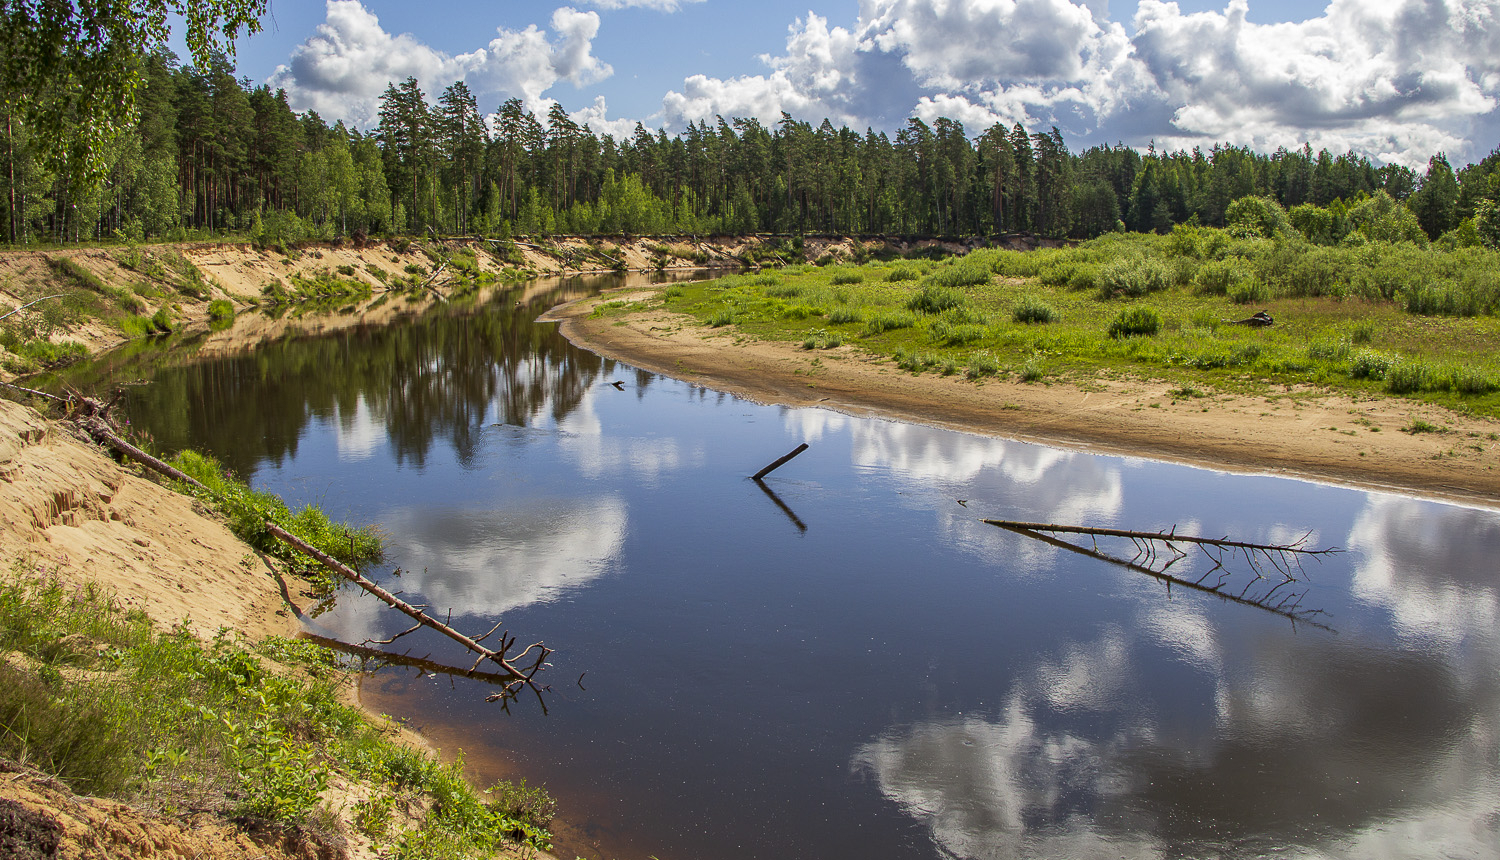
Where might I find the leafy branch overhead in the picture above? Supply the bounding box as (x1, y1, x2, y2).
(0, 0, 264, 182)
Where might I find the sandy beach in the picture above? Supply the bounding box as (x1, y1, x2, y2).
(549, 289, 1500, 509)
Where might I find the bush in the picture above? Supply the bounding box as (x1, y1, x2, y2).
(906, 285, 967, 314)
(965, 351, 1002, 378)
(207, 299, 235, 326)
(1348, 350, 1392, 380)
(863, 310, 917, 335)
(830, 269, 865, 285)
(923, 258, 992, 288)
(884, 265, 919, 283)
(928, 320, 986, 346)
(1384, 359, 1429, 394)
(1097, 257, 1172, 298)
(1012, 298, 1058, 324)
(827, 306, 862, 325)
(1107, 306, 1161, 338)
(1193, 258, 1255, 296)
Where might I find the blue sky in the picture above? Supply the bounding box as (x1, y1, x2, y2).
(192, 0, 1500, 167)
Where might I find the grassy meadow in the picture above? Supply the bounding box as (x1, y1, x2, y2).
(634, 228, 1500, 418)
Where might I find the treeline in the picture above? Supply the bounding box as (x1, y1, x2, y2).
(4, 49, 1500, 246)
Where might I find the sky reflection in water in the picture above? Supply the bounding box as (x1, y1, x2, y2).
(108, 287, 1500, 860)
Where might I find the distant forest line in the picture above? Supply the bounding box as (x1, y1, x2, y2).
(4, 50, 1499, 249)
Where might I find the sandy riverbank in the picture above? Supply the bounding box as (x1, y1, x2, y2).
(550, 289, 1500, 509)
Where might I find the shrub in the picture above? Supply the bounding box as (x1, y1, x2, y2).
(1403, 281, 1483, 317)
(1193, 258, 1255, 296)
(1348, 350, 1392, 380)
(884, 266, 919, 282)
(765, 283, 803, 298)
(928, 320, 986, 346)
(1097, 257, 1171, 298)
(863, 310, 917, 335)
(1107, 306, 1161, 338)
(827, 306, 862, 325)
(708, 309, 735, 327)
(924, 258, 992, 288)
(966, 351, 1002, 378)
(831, 269, 865, 285)
(1384, 359, 1429, 394)
(1012, 298, 1057, 324)
(1226, 195, 1292, 239)
(1228, 279, 1270, 304)
(906, 285, 967, 314)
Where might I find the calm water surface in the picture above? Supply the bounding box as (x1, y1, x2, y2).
(90, 275, 1500, 859)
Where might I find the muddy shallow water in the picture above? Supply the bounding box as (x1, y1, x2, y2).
(88, 274, 1500, 860)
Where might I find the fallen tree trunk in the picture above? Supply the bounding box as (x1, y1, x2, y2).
(60, 399, 549, 703)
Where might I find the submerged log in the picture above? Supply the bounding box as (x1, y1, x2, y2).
(752, 442, 809, 480)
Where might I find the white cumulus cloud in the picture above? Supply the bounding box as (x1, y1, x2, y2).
(658, 0, 1500, 165)
(267, 1, 612, 128)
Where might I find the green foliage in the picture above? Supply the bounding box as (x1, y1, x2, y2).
(0, 332, 88, 372)
(1097, 256, 1172, 298)
(928, 320, 986, 346)
(864, 310, 917, 335)
(1225, 195, 1292, 239)
(827, 306, 862, 325)
(207, 298, 235, 330)
(1012, 298, 1058, 324)
(0, 569, 553, 852)
(923, 258, 992, 288)
(167, 449, 383, 575)
(1107, 306, 1162, 338)
(906, 285, 968, 314)
(830, 269, 866, 285)
(883, 265, 919, 283)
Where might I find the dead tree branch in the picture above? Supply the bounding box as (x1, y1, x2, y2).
(985, 518, 1338, 629)
(0, 294, 64, 322)
(54, 393, 549, 703)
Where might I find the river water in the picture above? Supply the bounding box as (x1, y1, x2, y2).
(75, 274, 1500, 859)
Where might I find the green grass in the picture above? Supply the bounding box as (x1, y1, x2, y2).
(657, 232, 1500, 416)
(0, 566, 555, 856)
(167, 449, 383, 584)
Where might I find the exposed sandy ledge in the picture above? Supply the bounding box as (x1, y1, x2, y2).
(549, 290, 1500, 510)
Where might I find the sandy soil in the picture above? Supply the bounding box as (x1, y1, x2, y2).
(0, 398, 307, 639)
(550, 290, 1500, 509)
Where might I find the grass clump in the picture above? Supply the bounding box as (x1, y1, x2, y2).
(906, 285, 967, 315)
(1012, 298, 1057, 324)
(1107, 306, 1162, 339)
(830, 269, 866, 285)
(827, 305, 862, 325)
(864, 310, 917, 335)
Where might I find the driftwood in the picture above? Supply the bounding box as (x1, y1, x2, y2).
(35, 390, 550, 705)
(1227, 310, 1274, 327)
(299, 632, 521, 687)
(418, 261, 449, 302)
(752, 442, 809, 480)
(985, 518, 1338, 628)
(0, 294, 64, 323)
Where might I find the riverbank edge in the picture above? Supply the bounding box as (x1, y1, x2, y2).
(0, 396, 558, 860)
(548, 288, 1500, 511)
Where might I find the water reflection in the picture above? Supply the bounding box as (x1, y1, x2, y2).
(65, 270, 1500, 860)
(1347, 496, 1500, 646)
(856, 498, 1500, 859)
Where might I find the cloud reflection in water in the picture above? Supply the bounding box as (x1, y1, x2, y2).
(853, 493, 1500, 859)
(327, 497, 627, 644)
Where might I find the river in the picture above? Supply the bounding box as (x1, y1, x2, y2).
(70, 273, 1500, 860)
